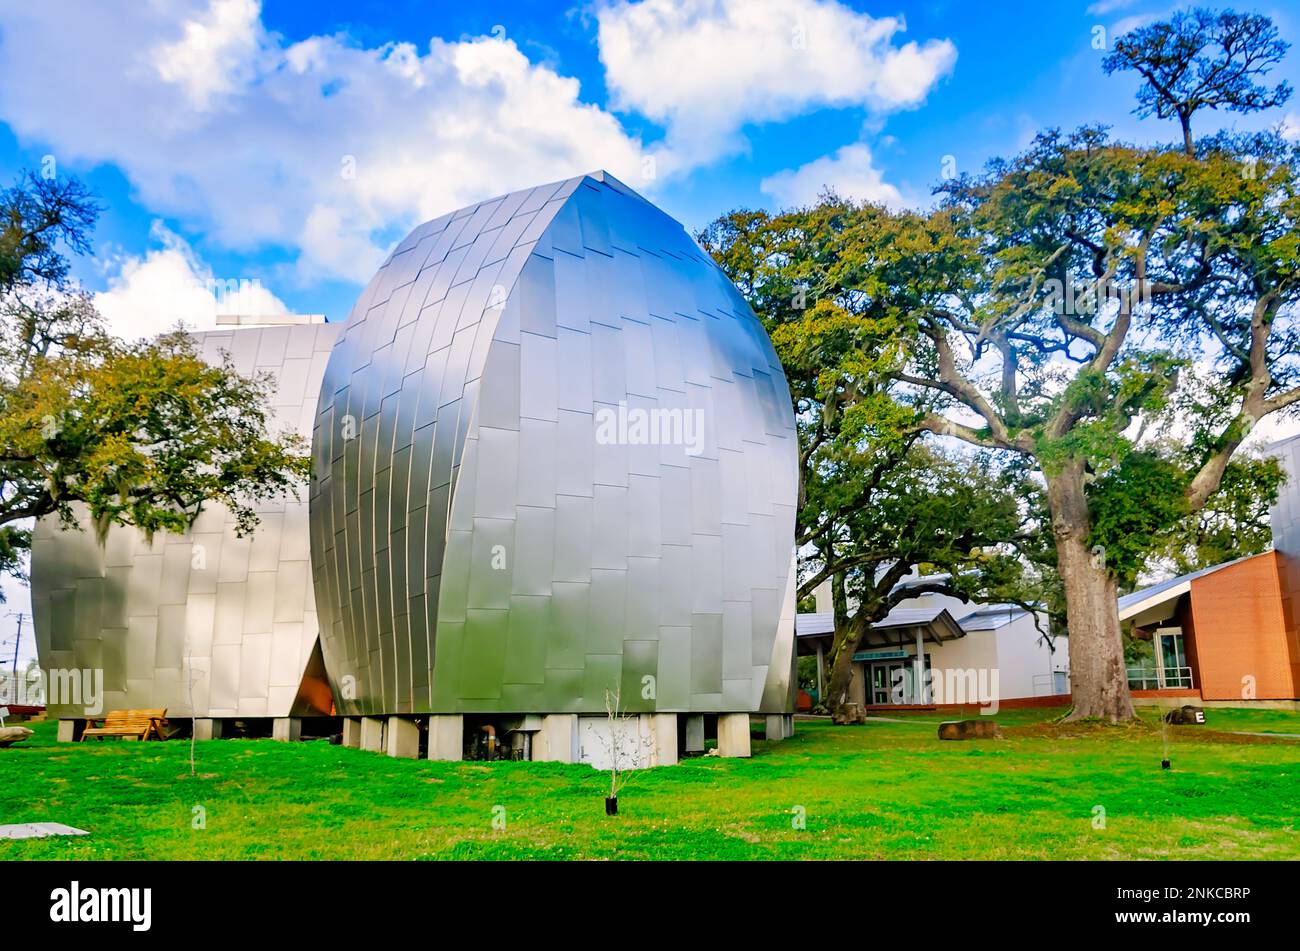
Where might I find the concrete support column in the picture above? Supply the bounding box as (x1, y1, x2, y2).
(427, 715, 463, 761)
(57, 719, 78, 743)
(764, 714, 785, 741)
(647, 713, 678, 766)
(272, 717, 301, 742)
(359, 716, 385, 753)
(783, 714, 794, 738)
(193, 718, 222, 741)
(532, 713, 578, 763)
(386, 716, 419, 759)
(717, 713, 752, 758)
(684, 714, 705, 754)
(341, 717, 362, 749)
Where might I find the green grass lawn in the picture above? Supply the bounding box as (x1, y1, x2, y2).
(3, 706, 1298, 860)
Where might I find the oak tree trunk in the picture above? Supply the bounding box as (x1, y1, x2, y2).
(825, 631, 859, 712)
(1048, 461, 1135, 721)
(825, 610, 869, 715)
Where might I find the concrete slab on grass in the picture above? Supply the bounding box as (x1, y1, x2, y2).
(0, 822, 89, 840)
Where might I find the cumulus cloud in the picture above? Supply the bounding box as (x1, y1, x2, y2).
(152, 0, 265, 109)
(760, 142, 905, 210)
(0, 0, 650, 284)
(596, 0, 956, 166)
(1085, 0, 1138, 15)
(0, 0, 959, 291)
(1111, 14, 1159, 38)
(1283, 113, 1300, 142)
(94, 223, 287, 340)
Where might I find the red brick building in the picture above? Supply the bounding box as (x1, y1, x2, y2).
(1118, 434, 1300, 705)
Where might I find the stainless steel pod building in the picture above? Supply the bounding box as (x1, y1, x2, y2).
(30, 321, 341, 721)
(29, 172, 799, 749)
(309, 171, 799, 719)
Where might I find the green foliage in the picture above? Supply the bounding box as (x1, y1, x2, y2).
(1086, 439, 1283, 591)
(1150, 449, 1285, 576)
(1123, 630, 1155, 666)
(699, 198, 1046, 660)
(1087, 450, 1190, 587)
(0, 172, 98, 291)
(705, 13, 1297, 712)
(1, 330, 312, 540)
(930, 124, 1300, 466)
(1103, 8, 1291, 148)
(796, 655, 819, 695)
(0, 171, 310, 590)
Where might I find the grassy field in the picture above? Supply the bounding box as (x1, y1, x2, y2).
(3, 705, 1298, 860)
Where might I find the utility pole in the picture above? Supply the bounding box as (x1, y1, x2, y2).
(7, 612, 23, 678)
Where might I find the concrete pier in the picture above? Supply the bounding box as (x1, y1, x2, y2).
(272, 717, 302, 742)
(359, 716, 385, 753)
(717, 713, 752, 758)
(427, 715, 463, 761)
(386, 716, 420, 758)
(533, 713, 578, 763)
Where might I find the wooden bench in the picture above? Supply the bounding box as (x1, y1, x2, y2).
(81, 708, 168, 742)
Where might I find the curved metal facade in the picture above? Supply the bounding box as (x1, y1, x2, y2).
(30, 322, 340, 719)
(30, 174, 799, 725)
(312, 174, 800, 717)
(309, 172, 798, 717)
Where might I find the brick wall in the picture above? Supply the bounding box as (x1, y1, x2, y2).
(1186, 551, 1297, 700)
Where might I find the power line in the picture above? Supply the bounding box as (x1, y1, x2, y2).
(3, 611, 25, 677)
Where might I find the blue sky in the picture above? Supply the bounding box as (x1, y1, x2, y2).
(0, 1, 1297, 661)
(0, 0, 1296, 331)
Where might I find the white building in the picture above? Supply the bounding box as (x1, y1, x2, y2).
(797, 575, 1068, 709)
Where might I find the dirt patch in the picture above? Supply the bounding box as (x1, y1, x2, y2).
(1168, 727, 1300, 746)
(1001, 719, 1153, 740)
(1001, 719, 1299, 745)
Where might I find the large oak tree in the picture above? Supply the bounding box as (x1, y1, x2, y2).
(894, 10, 1298, 719)
(0, 172, 311, 591)
(705, 9, 1299, 721)
(701, 201, 1041, 713)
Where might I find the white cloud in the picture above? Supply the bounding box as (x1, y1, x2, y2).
(94, 223, 287, 340)
(0, 0, 650, 285)
(1283, 113, 1300, 142)
(760, 142, 904, 209)
(1085, 0, 1138, 15)
(152, 0, 265, 109)
(1111, 14, 1159, 38)
(596, 0, 956, 166)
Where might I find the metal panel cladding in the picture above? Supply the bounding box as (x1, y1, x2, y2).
(30, 322, 342, 719)
(310, 172, 798, 717)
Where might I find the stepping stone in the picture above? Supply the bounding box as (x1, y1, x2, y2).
(0, 726, 33, 747)
(938, 719, 1000, 740)
(0, 822, 89, 840)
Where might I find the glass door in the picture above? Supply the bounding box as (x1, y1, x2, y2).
(871, 663, 892, 705)
(869, 658, 927, 703)
(1157, 630, 1189, 688)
